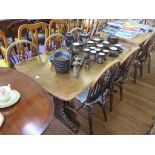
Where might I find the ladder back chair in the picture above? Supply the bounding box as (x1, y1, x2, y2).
(18, 22, 48, 50)
(72, 60, 120, 134)
(6, 40, 39, 68)
(7, 20, 31, 42)
(85, 19, 100, 36)
(44, 33, 66, 52)
(49, 19, 70, 36)
(0, 30, 9, 58)
(73, 19, 86, 31)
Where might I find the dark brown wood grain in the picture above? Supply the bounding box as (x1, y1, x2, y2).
(0, 67, 54, 135)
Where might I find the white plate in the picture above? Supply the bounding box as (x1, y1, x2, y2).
(0, 90, 20, 108)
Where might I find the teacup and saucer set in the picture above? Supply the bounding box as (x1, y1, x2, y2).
(0, 84, 20, 127)
(0, 84, 20, 109)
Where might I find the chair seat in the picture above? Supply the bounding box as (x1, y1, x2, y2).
(75, 87, 90, 103)
(75, 87, 109, 105)
(0, 59, 9, 67)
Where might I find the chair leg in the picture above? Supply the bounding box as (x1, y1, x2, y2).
(87, 105, 93, 135)
(140, 62, 143, 77)
(134, 62, 137, 83)
(148, 57, 151, 73)
(120, 84, 123, 101)
(99, 103, 107, 121)
(110, 86, 114, 112)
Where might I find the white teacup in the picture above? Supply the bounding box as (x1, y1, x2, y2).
(0, 86, 11, 102)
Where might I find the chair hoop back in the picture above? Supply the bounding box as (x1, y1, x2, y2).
(44, 33, 66, 52)
(6, 40, 38, 68)
(86, 60, 120, 103)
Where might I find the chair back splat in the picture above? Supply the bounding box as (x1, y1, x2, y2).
(6, 40, 38, 68)
(44, 33, 67, 52)
(49, 20, 70, 36)
(18, 22, 48, 49)
(86, 60, 120, 104)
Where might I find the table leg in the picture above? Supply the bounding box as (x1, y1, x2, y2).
(53, 97, 79, 133)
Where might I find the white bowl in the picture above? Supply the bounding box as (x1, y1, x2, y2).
(0, 86, 11, 102)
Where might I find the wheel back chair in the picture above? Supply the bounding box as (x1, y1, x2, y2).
(114, 48, 140, 100)
(18, 22, 48, 53)
(44, 33, 67, 52)
(6, 40, 38, 68)
(133, 35, 155, 83)
(49, 19, 70, 36)
(67, 60, 120, 134)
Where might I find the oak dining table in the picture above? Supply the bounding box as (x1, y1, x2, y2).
(14, 41, 139, 133)
(0, 67, 54, 135)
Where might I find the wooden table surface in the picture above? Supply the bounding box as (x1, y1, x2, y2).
(0, 68, 54, 135)
(15, 44, 139, 102)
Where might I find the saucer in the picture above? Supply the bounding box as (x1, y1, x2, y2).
(0, 90, 20, 108)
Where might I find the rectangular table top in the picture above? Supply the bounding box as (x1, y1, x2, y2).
(15, 44, 139, 101)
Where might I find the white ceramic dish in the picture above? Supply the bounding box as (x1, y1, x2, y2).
(0, 86, 11, 102)
(0, 90, 20, 108)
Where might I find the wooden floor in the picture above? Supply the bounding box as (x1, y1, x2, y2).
(44, 53, 155, 135)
